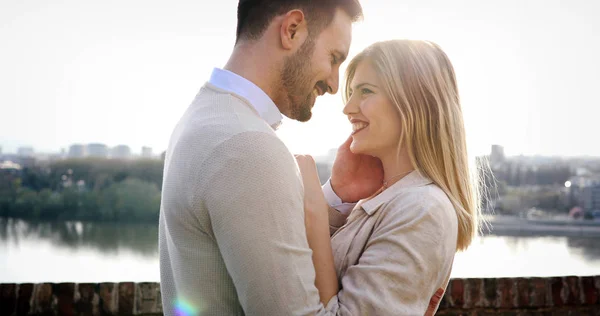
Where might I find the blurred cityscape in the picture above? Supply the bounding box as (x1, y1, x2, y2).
(482, 145, 600, 221)
(2, 142, 600, 222)
(0, 143, 160, 163)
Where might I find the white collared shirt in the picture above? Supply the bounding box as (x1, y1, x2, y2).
(209, 68, 283, 130)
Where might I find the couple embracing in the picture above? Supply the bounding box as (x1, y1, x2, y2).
(159, 0, 481, 315)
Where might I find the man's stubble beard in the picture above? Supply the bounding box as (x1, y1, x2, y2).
(281, 37, 317, 122)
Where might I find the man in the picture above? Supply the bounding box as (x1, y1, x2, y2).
(159, 1, 443, 315)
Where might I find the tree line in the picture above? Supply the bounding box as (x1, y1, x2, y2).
(0, 156, 576, 221)
(0, 158, 163, 222)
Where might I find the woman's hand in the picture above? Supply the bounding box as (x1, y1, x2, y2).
(331, 136, 384, 203)
(294, 154, 329, 221)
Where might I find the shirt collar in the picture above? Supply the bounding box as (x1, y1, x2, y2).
(209, 68, 283, 130)
(360, 170, 434, 215)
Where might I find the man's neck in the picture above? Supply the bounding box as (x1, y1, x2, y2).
(224, 43, 280, 107)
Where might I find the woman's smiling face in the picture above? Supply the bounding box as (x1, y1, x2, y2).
(343, 60, 402, 158)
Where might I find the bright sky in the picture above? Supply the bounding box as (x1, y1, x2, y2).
(1, 0, 599, 157)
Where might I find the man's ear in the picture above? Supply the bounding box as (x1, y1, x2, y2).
(279, 9, 308, 50)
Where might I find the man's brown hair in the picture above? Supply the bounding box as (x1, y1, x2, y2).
(236, 0, 363, 43)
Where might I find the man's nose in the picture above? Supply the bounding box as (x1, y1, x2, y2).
(326, 71, 339, 95)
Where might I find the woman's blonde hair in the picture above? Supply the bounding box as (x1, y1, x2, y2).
(344, 40, 481, 251)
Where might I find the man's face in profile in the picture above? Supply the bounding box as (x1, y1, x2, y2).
(281, 8, 353, 122)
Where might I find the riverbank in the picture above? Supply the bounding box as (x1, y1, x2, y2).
(1, 276, 598, 315)
(486, 215, 600, 237)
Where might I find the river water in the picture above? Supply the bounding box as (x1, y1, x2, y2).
(1, 218, 600, 283)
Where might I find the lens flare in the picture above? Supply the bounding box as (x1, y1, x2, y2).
(174, 298, 198, 316)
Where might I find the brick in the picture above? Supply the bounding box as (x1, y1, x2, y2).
(464, 278, 483, 308)
(449, 278, 465, 308)
(497, 312, 518, 316)
(98, 283, 118, 315)
(594, 276, 600, 304)
(0, 283, 17, 316)
(515, 311, 537, 316)
(564, 276, 582, 306)
(156, 283, 163, 312)
(497, 278, 516, 309)
(75, 283, 97, 315)
(581, 276, 598, 305)
(55, 283, 75, 316)
(34, 283, 54, 314)
(483, 277, 498, 307)
(16, 283, 34, 315)
(136, 283, 160, 314)
(529, 277, 550, 307)
(550, 277, 563, 306)
(118, 282, 135, 315)
(438, 310, 469, 316)
(515, 278, 530, 307)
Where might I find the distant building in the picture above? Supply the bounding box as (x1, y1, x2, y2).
(0, 160, 22, 181)
(68, 144, 86, 158)
(111, 145, 131, 159)
(490, 145, 505, 166)
(582, 184, 600, 211)
(0, 160, 22, 171)
(87, 143, 109, 158)
(567, 175, 600, 211)
(7, 155, 36, 168)
(141, 146, 153, 158)
(17, 147, 34, 157)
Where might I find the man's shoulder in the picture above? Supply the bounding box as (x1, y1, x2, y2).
(173, 114, 288, 167)
(195, 83, 259, 114)
(188, 84, 274, 132)
(176, 85, 276, 144)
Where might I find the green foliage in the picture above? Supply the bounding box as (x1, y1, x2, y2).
(13, 187, 41, 218)
(99, 178, 161, 221)
(48, 158, 164, 191)
(0, 158, 164, 222)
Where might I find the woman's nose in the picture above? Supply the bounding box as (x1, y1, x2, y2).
(343, 97, 358, 115)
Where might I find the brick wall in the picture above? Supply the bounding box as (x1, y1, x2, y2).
(1, 276, 599, 315)
(437, 276, 600, 315)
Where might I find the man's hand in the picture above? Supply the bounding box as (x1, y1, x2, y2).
(295, 154, 329, 220)
(425, 288, 444, 316)
(330, 136, 384, 203)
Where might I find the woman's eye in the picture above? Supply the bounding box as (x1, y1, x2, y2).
(361, 88, 373, 95)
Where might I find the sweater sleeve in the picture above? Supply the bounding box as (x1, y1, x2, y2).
(201, 131, 336, 315)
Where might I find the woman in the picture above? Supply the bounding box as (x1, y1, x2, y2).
(296, 39, 481, 315)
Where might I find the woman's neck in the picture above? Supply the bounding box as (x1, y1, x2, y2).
(379, 148, 414, 189)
